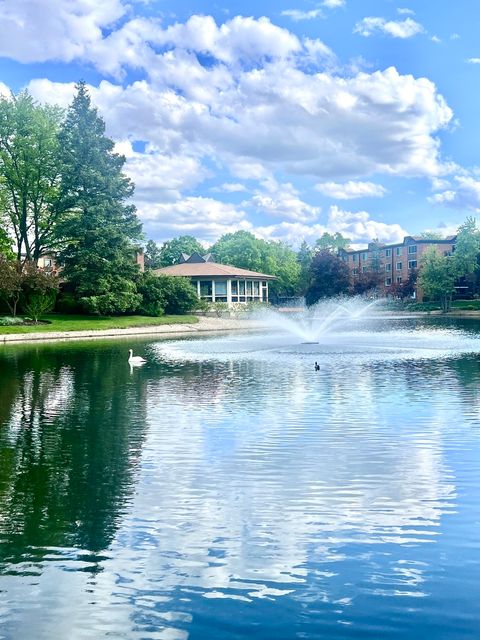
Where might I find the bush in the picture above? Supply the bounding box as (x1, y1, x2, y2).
(80, 291, 142, 316)
(56, 292, 83, 314)
(0, 316, 24, 326)
(136, 272, 166, 316)
(156, 276, 199, 314)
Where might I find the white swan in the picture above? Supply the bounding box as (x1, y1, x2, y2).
(128, 349, 146, 364)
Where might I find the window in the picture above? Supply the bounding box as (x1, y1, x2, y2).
(214, 281, 227, 296)
(239, 281, 245, 295)
(362, 252, 368, 261)
(246, 281, 253, 295)
(385, 248, 392, 257)
(44, 258, 52, 268)
(200, 281, 212, 297)
(396, 262, 402, 270)
(231, 281, 238, 295)
(385, 278, 392, 286)
(396, 276, 402, 283)
(362, 266, 368, 273)
(396, 247, 402, 256)
(253, 281, 260, 296)
(408, 245, 417, 254)
(385, 263, 391, 272)
(408, 260, 417, 269)
(352, 255, 357, 263)
(353, 268, 358, 275)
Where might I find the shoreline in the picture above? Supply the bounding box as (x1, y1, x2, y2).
(2, 310, 480, 345)
(0, 317, 268, 344)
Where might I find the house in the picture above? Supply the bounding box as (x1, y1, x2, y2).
(339, 235, 457, 301)
(153, 252, 276, 304)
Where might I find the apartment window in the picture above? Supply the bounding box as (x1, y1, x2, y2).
(352, 255, 357, 263)
(385, 248, 392, 257)
(362, 266, 368, 273)
(396, 247, 402, 256)
(396, 261, 402, 271)
(396, 276, 402, 284)
(44, 258, 52, 267)
(385, 263, 391, 272)
(385, 278, 392, 286)
(362, 252, 368, 261)
(353, 268, 358, 275)
(408, 245, 417, 254)
(408, 260, 417, 269)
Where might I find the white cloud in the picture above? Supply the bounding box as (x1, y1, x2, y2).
(354, 17, 424, 39)
(315, 180, 387, 199)
(466, 58, 480, 64)
(250, 181, 321, 222)
(430, 176, 480, 212)
(322, 0, 345, 7)
(0, 0, 127, 65)
(397, 8, 415, 16)
(431, 36, 441, 44)
(137, 196, 252, 244)
(281, 9, 323, 21)
(216, 183, 248, 193)
(256, 205, 407, 247)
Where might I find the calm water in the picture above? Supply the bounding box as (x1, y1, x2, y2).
(1, 317, 480, 639)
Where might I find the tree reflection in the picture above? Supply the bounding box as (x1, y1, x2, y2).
(0, 343, 148, 565)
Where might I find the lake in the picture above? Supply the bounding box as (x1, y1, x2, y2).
(1, 316, 480, 639)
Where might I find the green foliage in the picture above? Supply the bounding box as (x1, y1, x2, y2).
(0, 257, 23, 315)
(296, 240, 313, 295)
(305, 250, 350, 305)
(210, 231, 300, 297)
(0, 91, 65, 261)
(0, 315, 24, 326)
(136, 272, 165, 316)
(419, 247, 457, 312)
(0, 226, 13, 259)
(453, 217, 480, 276)
(21, 261, 59, 322)
(156, 276, 199, 314)
(157, 235, 205, 267)
(56, 82, 143, 313)
(314, 232, 351, 253)
(144, 239, 163, 269)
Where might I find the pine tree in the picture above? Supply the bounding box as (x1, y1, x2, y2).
(57, 82, 143, 314)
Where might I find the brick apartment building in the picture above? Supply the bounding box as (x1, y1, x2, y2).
(338, 235, 457, 301)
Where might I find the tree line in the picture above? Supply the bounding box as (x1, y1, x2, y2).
(1, 83, 479, 317)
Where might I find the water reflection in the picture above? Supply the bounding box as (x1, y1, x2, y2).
(0, 322, 479, 639)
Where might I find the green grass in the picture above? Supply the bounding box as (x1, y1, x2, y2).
(406, 299, 480, 312)
(0, 313, 199, 334)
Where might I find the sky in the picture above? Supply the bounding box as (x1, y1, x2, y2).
(0, 0, 479, 249)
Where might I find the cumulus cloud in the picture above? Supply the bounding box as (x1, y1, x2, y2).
(354, 17, 424, 39)
(323, 0, 345, 7)
(250, 181, 321, 222)
(466, 58, 480, 64)
(256, 205, 407, 247)
(430, 176, 480, 212)
(315, 180, 387, 199)
(137, 196, 252, 244)
(215, 183, 248, 193)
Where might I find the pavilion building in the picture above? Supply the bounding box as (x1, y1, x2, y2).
(153, 252, 276, 305)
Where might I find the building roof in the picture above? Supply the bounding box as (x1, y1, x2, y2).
(153, 261, 276, 280)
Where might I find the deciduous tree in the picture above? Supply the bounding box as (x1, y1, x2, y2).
(305, 250, 350, 305)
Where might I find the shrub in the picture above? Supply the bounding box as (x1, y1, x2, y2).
(136, 272, 166, 316)
(81, 291, 142, 316)
(0, 316, 24, 326)
(156, 276, 199, 314)
(56, 292, 83, 314)
(21, 262, 59, 322)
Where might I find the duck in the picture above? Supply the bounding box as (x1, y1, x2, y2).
(128, 349, 147, 364)
(314, 361, 320, 371)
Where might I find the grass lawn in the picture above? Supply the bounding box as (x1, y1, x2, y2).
(0, 313, 199, 334)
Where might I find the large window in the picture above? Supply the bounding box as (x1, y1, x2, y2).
(385, 248, 392, 257)
(214, 280, 227, 302)
(396, 262, 402, 270)
(408, 260, 417, 269)
(200, 281, 212, 298)
(385, 263, 391, 272)
(396, 247, 402, 256)
(408, 245, 417, 254)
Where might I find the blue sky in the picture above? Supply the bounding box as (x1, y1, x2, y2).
(1, 0, 479, 248)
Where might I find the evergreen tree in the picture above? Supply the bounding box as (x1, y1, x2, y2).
(56, 82, 143, 314)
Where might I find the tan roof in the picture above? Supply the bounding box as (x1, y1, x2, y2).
(153, 261, 276, 279)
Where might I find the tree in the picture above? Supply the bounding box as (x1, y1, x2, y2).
(158, 235, 205, 267)
(21, 262, 59, 322)
(418, 231, 443, 240)
(391, 269, 417, 301)
(305, 250, 350, 305)
(211, 231, 300, 297)
(56, 82, 143, 314)
(419, 248, 457, 312)
(0, 257, 22, 316)
(144, 239, 163, 269)
(314, 232, 351, 253)
(0, 91, 65, 262)
(297, 241, 313, 295)
(453, 216, 480, 276)
(352, 271, 383, 296)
